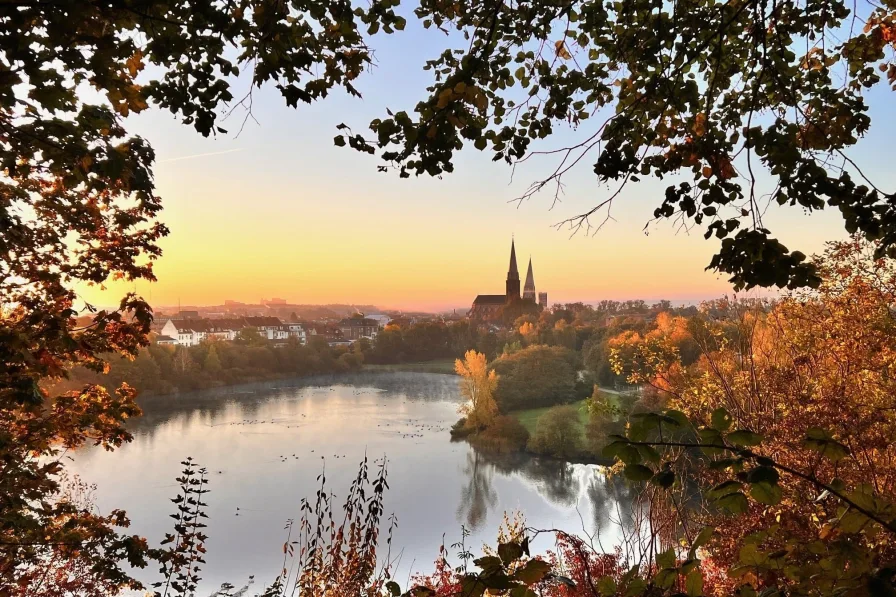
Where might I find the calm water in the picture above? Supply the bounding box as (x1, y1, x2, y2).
(70, 371, 632, 593)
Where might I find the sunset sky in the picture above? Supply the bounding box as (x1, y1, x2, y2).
(77, 22, 896, 312)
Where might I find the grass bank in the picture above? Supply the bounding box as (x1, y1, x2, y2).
(363, 358, 457, 375)
(510, 390, 622, 434)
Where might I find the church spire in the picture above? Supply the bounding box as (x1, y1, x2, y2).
(523, 257, 536, 301)
(508, 238, 519, 280)
(506, 238, 521, 301)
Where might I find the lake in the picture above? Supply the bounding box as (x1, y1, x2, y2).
(70, 371, 633, 594)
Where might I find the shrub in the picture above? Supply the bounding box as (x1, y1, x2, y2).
(449, 417, 474, 439)
(471, 416, 530, 453)
(527, 405, 583, 459)
(491, 345, 578, 411)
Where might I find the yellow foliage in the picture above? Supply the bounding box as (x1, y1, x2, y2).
(455, 350, 499, 429)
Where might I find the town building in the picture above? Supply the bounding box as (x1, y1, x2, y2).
(155, 335, 178, 346)
(158, 316, 307, 346)
(244, 316, 288, 340)
(338, 317, 379, 340)
(283, 322, 307, 343)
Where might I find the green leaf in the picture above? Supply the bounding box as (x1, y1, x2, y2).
(460, 575, 487, 597)
(717, 491, 749, 514)
(651, 469, 675, 489)
(597, 576, 617, 596)
(473, 555, 503, 573)
(624, 464, 654, 482)
(654, 568, 678, 590)
(711, 407, 732, 431)
(498, 542, 524, 565)
(803, 428, 850, 462)
(386, 581, 401, 596)
(603, 440, 641, 464)
(727, 429, 763, 447)
(746, 466, 779, 485)
(690, 526, 715, 555)
(333, 136, 346, 147)
(708, 480, 743, 498)
(624, 578, 647, 596)
(656, 548, 676, 569)
(664, 409, 689, 427)
(637, 444, 662, 463)
(749, 481, 782, 505)
(513, 559, 551, 585)
(738, 543, 766, 567)
(685, 570, 704, 596)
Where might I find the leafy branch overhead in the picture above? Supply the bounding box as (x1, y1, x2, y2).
(338, 0, 896, 290)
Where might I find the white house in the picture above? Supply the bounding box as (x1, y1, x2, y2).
(244, 316, 285, 340)
(283, 322, 307, 344)
(160, 320, 200, 346)
(158, 316, 303, 346)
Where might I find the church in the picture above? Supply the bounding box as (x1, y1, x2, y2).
(469, 239, 547, 321)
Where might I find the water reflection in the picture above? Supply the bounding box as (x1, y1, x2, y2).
(69, 372, 632, 592)
(457, 450, 498, 530)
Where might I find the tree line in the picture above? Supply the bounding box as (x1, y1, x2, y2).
(48, 334, 363, 398)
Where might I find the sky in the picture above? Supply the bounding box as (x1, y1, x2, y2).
(77, 18, 896, 312)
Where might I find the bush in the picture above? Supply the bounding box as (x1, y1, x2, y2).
(527, 405, 583, 458)
(491, 345, 579, 411)
(470, 416, 530, 453)
(449, 417, 474, 439)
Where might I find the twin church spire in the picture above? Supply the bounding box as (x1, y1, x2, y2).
(470, 238, 546, 321)
(506, 238, 537, 302)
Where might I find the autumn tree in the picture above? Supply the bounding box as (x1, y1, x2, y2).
(0, 0, 408, 591)
(455, 350, 499, 430)
(203, 344, 222, 374)
(609, 239, 896, 588)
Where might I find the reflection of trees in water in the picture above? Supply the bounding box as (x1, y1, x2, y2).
(472, 449, 581, 507)
(457, 450, 497, 531)
(461, 446, 637, 541)
(587, 474, 637, 540)
(129, 371, 461, 441)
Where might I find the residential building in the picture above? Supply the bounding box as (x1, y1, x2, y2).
(244, 316, 288, 340)
(283, 322, 308, 343)
(338, 317, 379, 340)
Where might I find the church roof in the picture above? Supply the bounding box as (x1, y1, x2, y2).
(473, 294, 507, 305)
(507, 239, 519, 280)
(524, 258, 535, 291)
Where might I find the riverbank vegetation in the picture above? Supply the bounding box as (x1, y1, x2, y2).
(46, 335, 364, 399)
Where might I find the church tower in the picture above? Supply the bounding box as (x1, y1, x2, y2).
(523, 258, 536, 301)
(505, 239, 521, 302)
